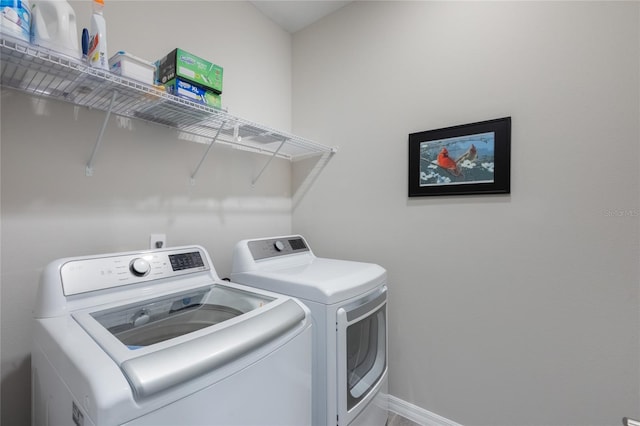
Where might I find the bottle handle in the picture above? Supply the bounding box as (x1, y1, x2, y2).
(55, 2, 70, 38)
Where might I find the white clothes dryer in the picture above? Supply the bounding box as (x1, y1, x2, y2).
(32, 245, 312, 426)
(231, 235, 388, 426)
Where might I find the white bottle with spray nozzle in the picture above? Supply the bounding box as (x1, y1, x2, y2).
(88, 0, 107, 70)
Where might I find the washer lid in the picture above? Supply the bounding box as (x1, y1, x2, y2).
(231, 257, 386, 304)
(73, 283, 307, 400)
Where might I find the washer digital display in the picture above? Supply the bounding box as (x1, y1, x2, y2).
(169, 252, 204, 271)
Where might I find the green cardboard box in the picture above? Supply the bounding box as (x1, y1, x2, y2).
(156, 48, 223, 94)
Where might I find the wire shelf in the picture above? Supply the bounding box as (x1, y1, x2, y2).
(0, 34, 333, 161)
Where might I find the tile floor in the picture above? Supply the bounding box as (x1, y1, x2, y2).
(388, 412, 421, 426)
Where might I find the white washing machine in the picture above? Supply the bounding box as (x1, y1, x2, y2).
(231, 235, 388, 426)
(32, 245, 312, 426)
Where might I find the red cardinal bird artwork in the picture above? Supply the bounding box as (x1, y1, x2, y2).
(436, 148, 462, 176)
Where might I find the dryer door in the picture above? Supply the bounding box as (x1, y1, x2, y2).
(337, 286, 388, 424)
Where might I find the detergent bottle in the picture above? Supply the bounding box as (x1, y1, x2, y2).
(0, 0, 31, 42)
(88, 0, 107, 70)
(30, 0, 79, 59)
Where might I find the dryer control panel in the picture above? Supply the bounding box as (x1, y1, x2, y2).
(248, 236, 310, 260)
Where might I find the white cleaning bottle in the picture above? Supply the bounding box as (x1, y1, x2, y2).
(88, 0, 107, 70)
(0, 0, 31, 42)
(31, 0, 80, 59)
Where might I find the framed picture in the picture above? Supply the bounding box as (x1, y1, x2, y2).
(408, 117, 511, 197)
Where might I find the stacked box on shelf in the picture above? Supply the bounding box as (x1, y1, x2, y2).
(165, 78, 221, 108)
(109, 52, 156, 85)
(156, 48, 223, 109)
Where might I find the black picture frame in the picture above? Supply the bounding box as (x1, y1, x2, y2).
(408, 117, 511, 197)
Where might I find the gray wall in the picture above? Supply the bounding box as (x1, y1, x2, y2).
(292, 2, 640, 425)
(1, 2, 295, 424)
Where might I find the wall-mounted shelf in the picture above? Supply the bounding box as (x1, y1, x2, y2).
(0, 35, 336, 183)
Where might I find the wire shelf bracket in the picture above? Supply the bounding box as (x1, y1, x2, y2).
(190, 120, 227, 185)
(251, 137, 288, 186)
(85, 90, 117, 176)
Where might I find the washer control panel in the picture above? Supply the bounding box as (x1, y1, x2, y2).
(248, 236, 309, 260)
(60, 247, 209, 296)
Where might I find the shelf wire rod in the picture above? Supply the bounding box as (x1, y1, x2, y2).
(85, 90, 117, 176)
(190, 120, 227, 185)
(251, 137, 288, 186)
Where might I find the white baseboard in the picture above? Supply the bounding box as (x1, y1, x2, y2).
(387, 395, 463, 426)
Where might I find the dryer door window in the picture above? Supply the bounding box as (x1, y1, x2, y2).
(345, 304, 386, 410)
(336, 286, 388, 425)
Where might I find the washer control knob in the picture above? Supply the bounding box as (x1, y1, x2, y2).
(274, 240, 285, 252)
(130, 258, 151, 277)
